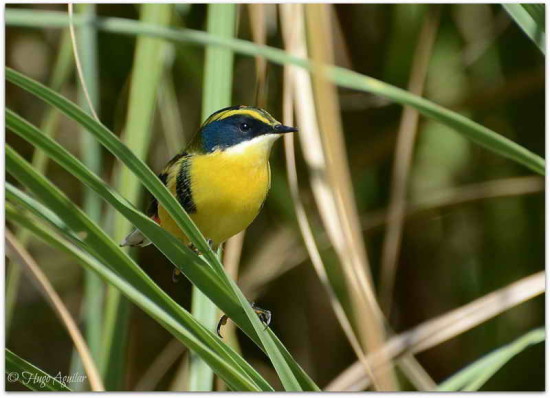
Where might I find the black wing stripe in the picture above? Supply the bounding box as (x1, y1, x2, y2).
(147, 151, 190, 218)
(176, 156, 197, 213)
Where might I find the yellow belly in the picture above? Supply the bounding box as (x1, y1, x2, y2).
(158, 137, 275, 245)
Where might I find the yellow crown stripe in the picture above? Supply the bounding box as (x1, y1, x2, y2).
(206, 108, 275, 126)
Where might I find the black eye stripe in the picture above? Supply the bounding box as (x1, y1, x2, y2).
(218, 115, 271, 133)
(200, 109, 280, 153)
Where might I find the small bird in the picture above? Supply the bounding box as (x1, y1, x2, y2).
(122, 105, 297, 248)
(121, 105, 297, 335)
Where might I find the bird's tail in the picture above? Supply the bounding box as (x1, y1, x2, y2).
(120, 228, 152, 248)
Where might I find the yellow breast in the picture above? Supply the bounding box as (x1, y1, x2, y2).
(158, 134, 279, 245)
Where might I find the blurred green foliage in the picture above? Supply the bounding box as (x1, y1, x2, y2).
(5, 3, 544, 391)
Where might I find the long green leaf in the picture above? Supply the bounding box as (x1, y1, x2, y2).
(6, 144, 212, 323)
(5, 9, 545, 175)
(6, 183, 77, 240)
(5, 349, 71, 391)
(437, 327, 545, 391)
(4, 208, 265, 392)
(6, 66, 217, 264)
(6, 69, 319, 391)
(188, 4, 236, 391)
(503, 4, 545, 54)
(113, 2, 171, 240)
(6, 110, 316, 393)
(5, 151, 272, 392)
(6, 27, 75, 333)
(522, 4, 545, 31)
(6, 105, 312, 391)
(101, 4, 172, 389)
(71, 4, 104, 390)
(5, 119, 274, 391)
(217, 263, 304, 391)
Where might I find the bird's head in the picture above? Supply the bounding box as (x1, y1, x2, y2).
(191, 105, 298, 153)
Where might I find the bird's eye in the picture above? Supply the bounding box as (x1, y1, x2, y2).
(240, 123, 250, 132)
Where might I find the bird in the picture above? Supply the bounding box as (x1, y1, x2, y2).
(120, 105, 297, 335)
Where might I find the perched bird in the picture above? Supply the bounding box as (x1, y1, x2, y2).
(121, 105, 297, 250)
(121, 105, 298, 337)
(121, 105, 296, 336)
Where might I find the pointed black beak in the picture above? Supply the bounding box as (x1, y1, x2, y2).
(273, 124, 298, 134)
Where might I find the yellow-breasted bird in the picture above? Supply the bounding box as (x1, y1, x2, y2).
(121, 105, 297, 249)
(121, 105, 296, 329)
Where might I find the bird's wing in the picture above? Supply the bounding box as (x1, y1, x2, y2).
(121, 152, 192, 247)
(173, 154, 196, 214)
(146, 151, 194, 221)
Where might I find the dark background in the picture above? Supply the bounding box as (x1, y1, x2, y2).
(5, 3, 545, 391)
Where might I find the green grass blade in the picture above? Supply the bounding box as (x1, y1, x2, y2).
(188, 4, 236, 391)
(522, 4, 545, 29)
(202, 4, 236, 112)
(5, 9, 545, 175)
(437, 327, 545, 391)
(70, 4, 104, 389)
(218, 268, 304, 391)
(75, 0, 103, 303)
(5, 112, 275, 391)
(5, 27, 74, 333)
(5, 349, 72, 391)
(189, 270, 220, 391)
(5, 69, 318, 390)
(5, 108, 231, 311)
(5, 210, 265, 392)
(6, 192, 273, 393)
(503, 4, 545, 54)
(113, 3, 171, 229)
(27, 28, 74, 173)
(6, 147, 269, 390)
(6, 144, 204, 319)
(6, 106, 308, 393)
(101, 4, 172, 389)
(6, 183, 77, 239)
(5, 64, 217, 265)
(327, 69, 545, 176)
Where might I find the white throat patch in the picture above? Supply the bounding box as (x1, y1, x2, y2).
(224, 134, 281, 156)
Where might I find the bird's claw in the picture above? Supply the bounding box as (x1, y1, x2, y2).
(216, 302, 272, 338)
(217, 314, 229, 338)
(189, 239, 215, 257)
(252, 303, 272, 331)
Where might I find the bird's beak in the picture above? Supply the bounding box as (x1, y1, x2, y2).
(273, 124, 298, 134)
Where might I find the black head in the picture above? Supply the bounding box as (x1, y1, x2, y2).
(194, 106, 297, 153)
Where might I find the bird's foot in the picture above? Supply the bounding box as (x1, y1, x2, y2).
(176, 239, 215, 281)
(188, 239, 214, 256)
(216, 314, 229, 338)
(217, 302, 272, 338)
(189, 243, 201, 255)
(252, 302, 272, 330)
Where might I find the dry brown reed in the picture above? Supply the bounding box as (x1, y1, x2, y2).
(6, 230, 105, 391)
(326, 271, 544, 390)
